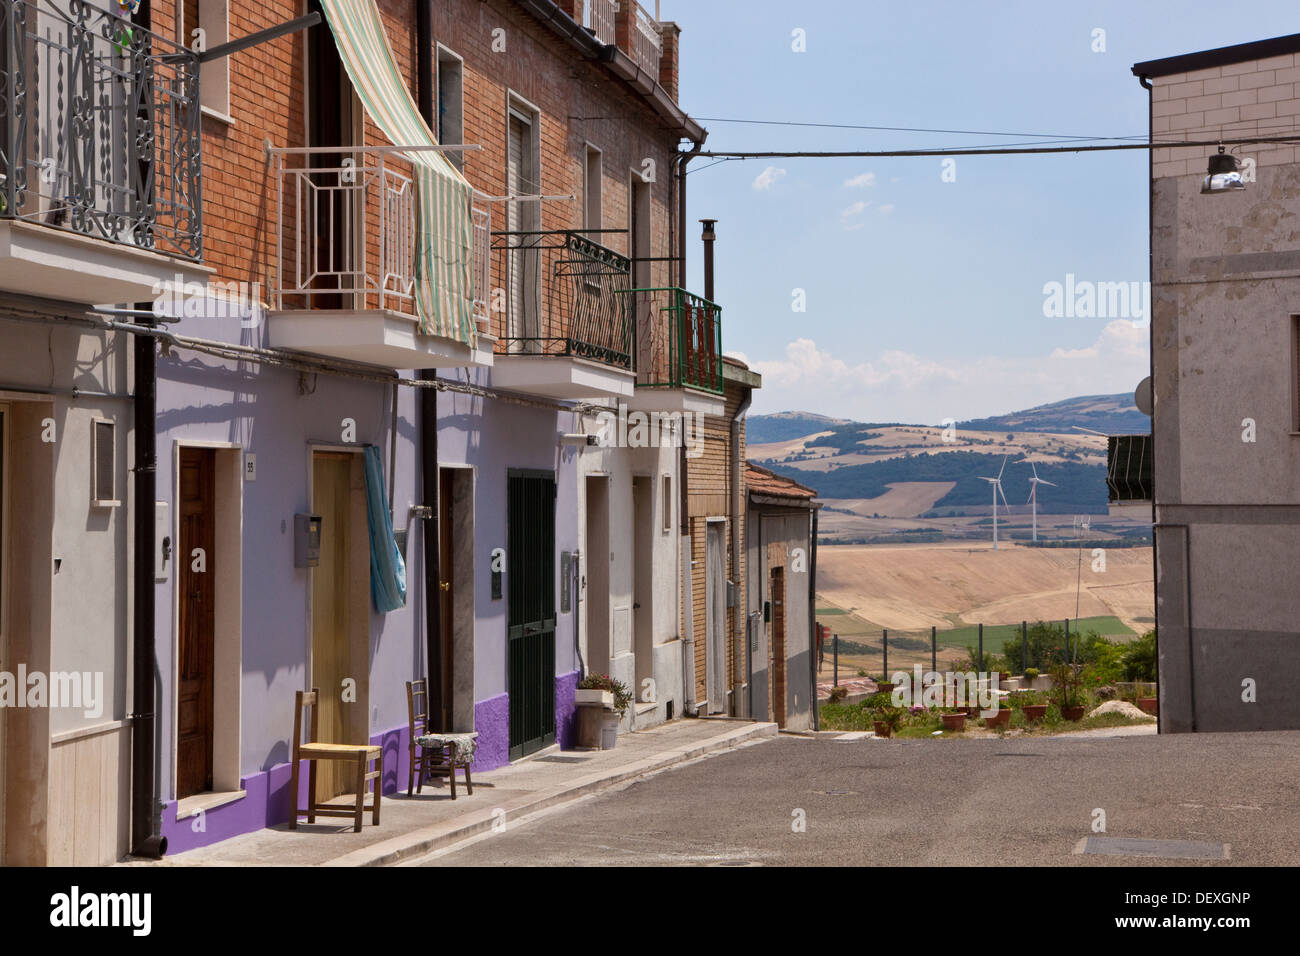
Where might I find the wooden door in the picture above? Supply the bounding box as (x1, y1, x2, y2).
(311, 452, 363, 797)
(770, 566, 787, 729)
(177, 447, 216, 798)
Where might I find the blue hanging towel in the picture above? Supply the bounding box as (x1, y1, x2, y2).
(363, 446, 406, 613)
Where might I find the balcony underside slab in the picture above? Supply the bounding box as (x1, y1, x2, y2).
(626, 386, 726, 417)
(268, 309, 494, 370)
(491, 354, 635, 400)
(0, 219, 210, 307)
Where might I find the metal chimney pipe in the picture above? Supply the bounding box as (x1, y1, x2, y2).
(700, 218, 716, 301)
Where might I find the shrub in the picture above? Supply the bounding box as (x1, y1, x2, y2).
(1123, 631, 1157, 682)
(578, 673, 633, 716)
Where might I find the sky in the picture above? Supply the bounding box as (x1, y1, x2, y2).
(660, 0, 1300, 423)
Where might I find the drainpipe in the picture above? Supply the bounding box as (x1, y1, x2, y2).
(131, 315, 166, 858)
(416, 0, 445, 729)
(809, 507, 819, 730)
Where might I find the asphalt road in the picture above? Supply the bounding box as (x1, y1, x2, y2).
(416, 731, 1300, 866)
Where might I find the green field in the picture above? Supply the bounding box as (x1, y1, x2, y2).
(933, 616, 1135, 651)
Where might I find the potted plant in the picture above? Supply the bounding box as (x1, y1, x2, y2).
(827, 686, 848, 703)
(1023, 667, 1040, 689)
(1049, 661, 1087, 721)
(873, 706, 904, 738)
(983, 702, 1012, 729)
(1137, 693, 1158, 715)
(576, 674, 631, 749)
(1020, 690, 1049, 722)
(940, 708, 966, 732)
(876, 675, 895, 695)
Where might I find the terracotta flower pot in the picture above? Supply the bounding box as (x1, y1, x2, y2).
(1024, 704, 1048, 721)
(940, 712, 966, 732)
(873, 721, 892, 738)
(1061, 704, 1086, 721)
(984, 708, 1011, 729)
(876, 682, 895, 695)
(1137, 696, 1158, 715)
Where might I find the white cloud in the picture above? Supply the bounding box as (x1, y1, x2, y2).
(748, 321, 1150, 423)
(843, 172, 876, 188)
(752, 166, 786, 191)
(878, 203, 895, 215)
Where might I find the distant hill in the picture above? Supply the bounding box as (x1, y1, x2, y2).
(746, 411, 852, 444)
(767, 452, 1107, 515)
(957, 393, 1147, 435)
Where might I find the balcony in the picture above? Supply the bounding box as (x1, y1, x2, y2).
(269, 146, 493, 370)
(622, 287, 725, 416)
(0, 0, 205, 305)
(579, 0, 661, 76)
(1107, 433, 1152, 513)
(489, 229, 636, 400)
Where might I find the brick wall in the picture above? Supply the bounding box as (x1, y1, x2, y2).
(685, 380, 749, 709)
(1150, 54, 1300, 179)
(193, 0, 685, 311)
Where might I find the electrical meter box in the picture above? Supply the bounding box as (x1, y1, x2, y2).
(295, 514, 322, 568)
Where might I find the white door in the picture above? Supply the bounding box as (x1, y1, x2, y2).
(705, 522, 726, 713)
(506, 110, 539, 348)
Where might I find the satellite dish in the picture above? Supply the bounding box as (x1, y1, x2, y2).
(1135, 377, 1152, 417)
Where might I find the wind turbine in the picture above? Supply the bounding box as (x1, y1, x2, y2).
(1026, 461, 1056, 543)
(979, 455, 1010, 550)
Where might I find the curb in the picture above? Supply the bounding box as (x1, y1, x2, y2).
(320, 720, 779, 867)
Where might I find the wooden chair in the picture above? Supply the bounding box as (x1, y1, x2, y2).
(288, 688, 382, 833)
(406, 679, 476, 799)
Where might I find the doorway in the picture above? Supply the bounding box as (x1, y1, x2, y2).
(306, 0, 359, 309)
(769, 566, 787, 729)
(506, 101, 541, 348)
(632, 476, 653, 703)
(508, 470, 556, 760)
(705, 520, 726, 713)
(177, 448, 215, 798)
(311, 451, 369, 797)
(584, 476, 610, 675)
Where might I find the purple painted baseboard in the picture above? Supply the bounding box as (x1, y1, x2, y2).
(161, 722, 415, 856)
(556, 669, 579, 750)
(162, 677, 579, 855)
(472, 692, 509, 773)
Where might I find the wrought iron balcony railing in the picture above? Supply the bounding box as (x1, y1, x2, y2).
(0, 0, 202, 261)
(270, 146, 490, 332)
(491, 228, 632, 370)
(1107, 434, 1152, 502)
(621, 287, 723, 394)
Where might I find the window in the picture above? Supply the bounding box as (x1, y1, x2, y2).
(1293, 315, 1300, 432)
(92, 418, 119, 508)
(662, 474, 672, 532)
(584, 145, 602, 235)
(436, 46, 464, 170)
(183, 0, 230, 117)
(629, 174, 651, 287)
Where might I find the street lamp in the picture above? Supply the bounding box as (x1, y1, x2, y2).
(1201, 145, 1246, 194)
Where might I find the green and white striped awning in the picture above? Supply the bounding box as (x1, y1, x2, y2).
(319, 0, 475, 345)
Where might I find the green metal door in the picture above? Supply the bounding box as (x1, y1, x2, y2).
(508, 470, 557, 759)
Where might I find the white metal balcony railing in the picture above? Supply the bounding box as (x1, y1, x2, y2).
(0, 0, 202, 260)
(631, 2, 662, 76)
(271, 146, 489, 333)
(580, 0, 616, 45)
(580, 0, 660, 76)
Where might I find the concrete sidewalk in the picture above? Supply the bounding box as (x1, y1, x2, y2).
(133, 717, 775, 867)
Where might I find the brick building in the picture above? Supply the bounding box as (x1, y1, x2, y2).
(0, 0, 752, 863)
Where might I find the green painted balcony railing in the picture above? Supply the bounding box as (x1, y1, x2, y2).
(619, 287, 723, 395)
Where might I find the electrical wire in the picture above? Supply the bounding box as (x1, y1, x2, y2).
(694, 116, 1149, 143)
